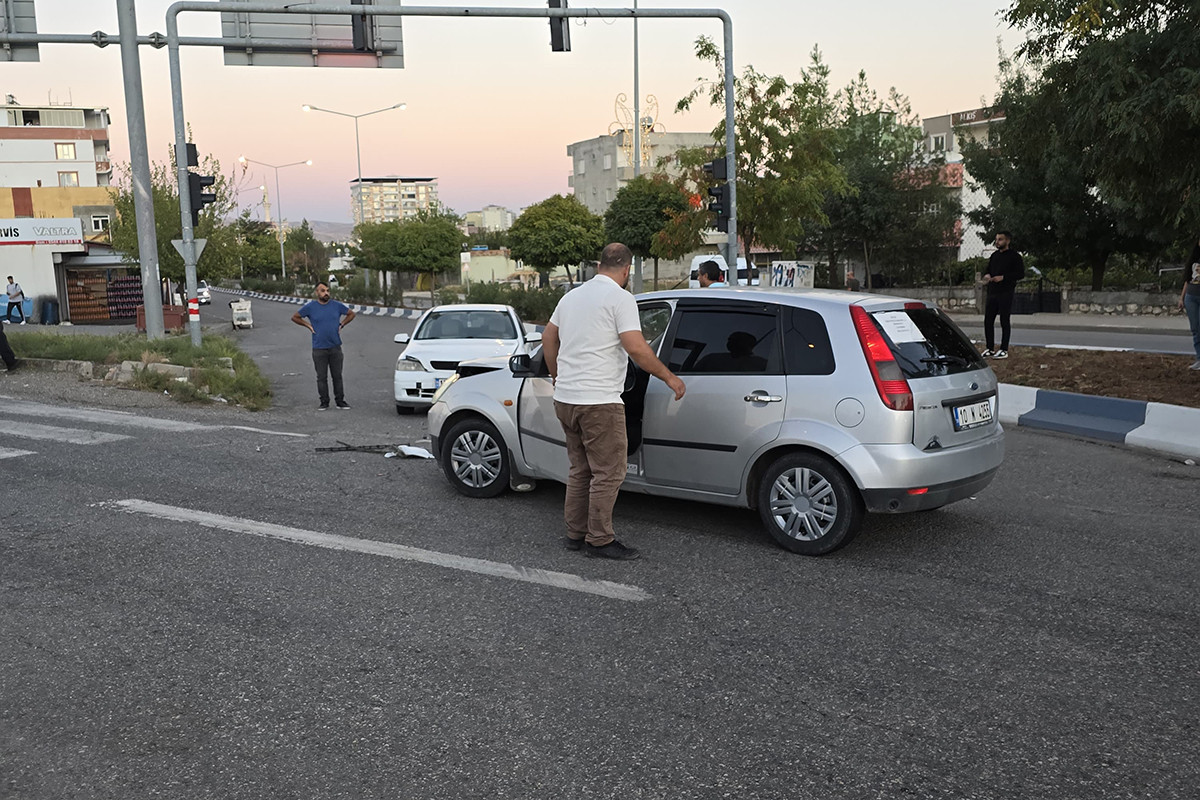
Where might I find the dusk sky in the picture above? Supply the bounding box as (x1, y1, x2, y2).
(5, 1, 1021, 225)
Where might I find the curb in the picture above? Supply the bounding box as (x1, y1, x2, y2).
(999, 383, 1200, 461)
(214, 287, 426, 320)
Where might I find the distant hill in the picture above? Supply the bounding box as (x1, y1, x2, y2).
(304, 220, 356, 243)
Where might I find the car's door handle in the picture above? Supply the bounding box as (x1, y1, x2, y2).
(744, 393, 783, 403)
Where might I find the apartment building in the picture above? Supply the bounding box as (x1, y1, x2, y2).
(351, 176, 439, 225)
(922, 106, 1006, 260)
(567, 129, 715, 216)
(1, 99, 114, 188)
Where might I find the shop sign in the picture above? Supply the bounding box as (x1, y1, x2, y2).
(0, 218, 85, 246)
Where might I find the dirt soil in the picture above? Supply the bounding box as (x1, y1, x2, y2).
(989, 348, 1200, 409)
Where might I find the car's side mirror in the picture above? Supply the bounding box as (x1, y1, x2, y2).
(524, 331, 543, 343)
(394, 333, 410, 344)
(509, 354, 534, 376)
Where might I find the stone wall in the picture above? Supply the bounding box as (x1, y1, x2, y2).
(871, 286, 1179, 315)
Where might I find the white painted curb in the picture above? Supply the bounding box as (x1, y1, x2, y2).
(1125, 403, 1200, 460)
(997, 383, 1038, 426)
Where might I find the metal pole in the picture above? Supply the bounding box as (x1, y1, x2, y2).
(116, 0, 165, 339)
(164, 4, 202, 345)
(275, 166, 286, 280)
(354, 116, 368, 288)
(631, 0, 642, 292)
(722, 15, 738, 271)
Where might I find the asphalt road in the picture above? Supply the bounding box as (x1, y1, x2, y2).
(954, 323, 1192, 355)
(1, 298, 1197, 799)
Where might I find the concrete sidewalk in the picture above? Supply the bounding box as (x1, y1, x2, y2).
(947, 310, 1191, 336)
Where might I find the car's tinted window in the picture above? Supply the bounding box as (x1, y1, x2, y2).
(638, 303, 672, 352)
(667, 309, 780, 374)
(415, 310, 517, 340)
(784, 307, 835, 375)
(870, 307, 986, 378)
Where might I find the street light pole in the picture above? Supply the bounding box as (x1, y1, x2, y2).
(302, 102, 406, 289)
(238, 156, 311, 282)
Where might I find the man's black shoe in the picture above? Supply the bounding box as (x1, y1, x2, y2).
(585, 540, 640, 560)
(336, 401, 351, 409)
(318, 402, 330, 410)
(563, 536, 584, 551)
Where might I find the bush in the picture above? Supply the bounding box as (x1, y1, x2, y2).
(460, 283, 564, 323)
(242, 277, 297, 295)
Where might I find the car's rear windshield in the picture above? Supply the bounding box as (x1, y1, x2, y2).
(415, 310, 517, 340)
(868, 307, 985, 378)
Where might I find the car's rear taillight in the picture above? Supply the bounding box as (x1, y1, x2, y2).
(850, 305, 913, 411)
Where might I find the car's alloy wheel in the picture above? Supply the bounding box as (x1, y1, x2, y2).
(757, 452, 862, 555)
(441, 418, 510, 498)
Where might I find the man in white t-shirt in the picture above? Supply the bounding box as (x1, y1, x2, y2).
(6, 276, 26, 324)
(541, 243, 686, 560)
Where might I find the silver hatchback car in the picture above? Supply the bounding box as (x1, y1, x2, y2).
(427, 288, 1004, 555)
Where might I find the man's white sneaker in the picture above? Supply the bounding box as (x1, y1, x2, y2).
(980, 349, 995, 358)
(19, 320, 26, 325)
(1189, 360, 1200, 370)
(993, 350, 1009, 360)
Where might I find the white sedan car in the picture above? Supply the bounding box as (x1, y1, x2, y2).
(393, 303, 541, 414)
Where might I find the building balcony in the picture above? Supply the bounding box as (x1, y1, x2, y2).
(95, 160, 111, 173)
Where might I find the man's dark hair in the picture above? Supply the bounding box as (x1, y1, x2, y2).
(698, 260, 723, 282)
(315, 282, 329, 290)
(598, 243, 633, 269)
(997, 230, 1012, 239)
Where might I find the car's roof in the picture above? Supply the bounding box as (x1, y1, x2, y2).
(636, 287, 925, 311)
(427, 304, 515, 314)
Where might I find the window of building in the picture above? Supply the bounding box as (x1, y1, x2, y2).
(931, 134, 946, 152)
(92, 214, 110, 232)
(58, 171, 80, 187)
(605, 188, 614, 203)
(603, 154, 613, 170)
(576, 160, 586, 175)
(56, 143, 76, 160)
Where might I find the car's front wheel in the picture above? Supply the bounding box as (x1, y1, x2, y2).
(756, 452, 863, 555)
(441, 417, 510, 498)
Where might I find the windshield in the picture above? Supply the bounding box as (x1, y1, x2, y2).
(415, 310, 518, 341)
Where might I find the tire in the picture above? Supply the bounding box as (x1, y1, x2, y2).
(396, 404, 416, 415)
(756, 452, 863, 555)
(440, 417, 510, 498)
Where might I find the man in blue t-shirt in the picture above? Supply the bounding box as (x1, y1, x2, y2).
(292, 282, 356, 409)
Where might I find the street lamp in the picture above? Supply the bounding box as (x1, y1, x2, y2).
(302, 101, 406, 285)
(238, 155, 312, 280)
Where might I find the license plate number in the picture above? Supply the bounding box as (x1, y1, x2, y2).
(953, 399, 993, 430)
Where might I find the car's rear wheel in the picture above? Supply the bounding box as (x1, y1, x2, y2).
(757, 452, 862, 555)
(441, 417, 510, 498)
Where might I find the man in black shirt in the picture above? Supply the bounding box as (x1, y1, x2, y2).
(981, 230, 1025, 359)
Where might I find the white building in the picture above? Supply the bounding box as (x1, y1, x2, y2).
(1, 100, 113, 188)
(921, 106, 1006, 261)
(351, 176, 439, 225)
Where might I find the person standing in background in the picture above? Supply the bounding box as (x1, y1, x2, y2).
(292, 282, 356, 409)
(6, 276, 26, 324)
(980, 231, 1026, 359)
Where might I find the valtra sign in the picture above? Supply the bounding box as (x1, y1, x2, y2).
(0, 218, 85, 246)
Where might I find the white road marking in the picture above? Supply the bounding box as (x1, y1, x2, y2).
(0, 446, 35, 460)
(104, 499, 651, 603)
(0, 397, 307, 438)
(2, 421, 130, 445)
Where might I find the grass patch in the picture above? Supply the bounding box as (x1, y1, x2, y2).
(7, 329, 273, 410)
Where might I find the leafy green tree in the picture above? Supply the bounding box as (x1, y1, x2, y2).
(395, 209, 466, 301)
(811, 72, 961, 288)
(604, 175, 690, 289)
(231, 212, 279, 280)
(676, 38, 847, 257)
(108, 149, 241, 283)
(959, 57, 1149, 289)
(348, 221, 402, 303)
(1003, 0, 1200, 236)
(508, 195, 604, 285)
(284, 220, 328, 284)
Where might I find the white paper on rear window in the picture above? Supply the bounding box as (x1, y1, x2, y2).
(874, 311, 927, 343)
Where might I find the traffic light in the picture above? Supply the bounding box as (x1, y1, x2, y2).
(704, 158, 731, 231)
(549, 0, 570, 52)
(187, 171, 216, 228)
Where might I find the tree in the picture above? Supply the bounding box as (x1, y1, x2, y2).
(604, 175, 690, 289)
(108, 148, 242, 284)
(810, 72, 961, 288)
(348, 220, 403, 302)
(676, 38, 847, 258)
(284, 220, 328, 284)
(231, 212, 279, 280)
(1003, 1, 1200, 236)
(959, 57, 1149, 289)
(394, 209, 466, 301)
(508, 195, 604, 285)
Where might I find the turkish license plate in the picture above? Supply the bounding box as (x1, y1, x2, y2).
(433, 377, 444, 390)
(952, 399, 993, 431)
